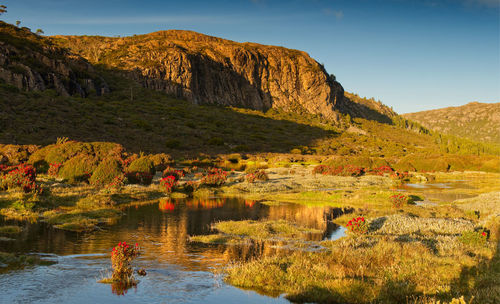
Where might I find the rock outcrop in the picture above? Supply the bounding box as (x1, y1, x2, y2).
(54, 30, 344, 120)
(0, 21, 109, 97)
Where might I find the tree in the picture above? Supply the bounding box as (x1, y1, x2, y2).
(16, 20, 21, 27)
(0, 5, 6, 15)
(36, 28, 44, 35)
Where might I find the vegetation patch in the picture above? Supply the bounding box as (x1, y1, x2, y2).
(191, 219, 321, 244)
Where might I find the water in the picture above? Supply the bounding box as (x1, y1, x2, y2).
(0, 198, 347, 303)
(398, 180, 476, 202)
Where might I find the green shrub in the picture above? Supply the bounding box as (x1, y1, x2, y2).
(126, 157, 155, 185)
(89, 158, 123, 187)
(58, 155, 98, 183)
(28, 141, 124, 168)
(459, 229, 488, 247)
(148, 153, 173, 171)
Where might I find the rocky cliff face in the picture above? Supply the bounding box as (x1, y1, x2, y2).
(54, 30, 344, 120)
(0, 22, 108, 97)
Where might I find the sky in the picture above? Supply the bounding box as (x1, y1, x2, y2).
(1, 0, 499, 113)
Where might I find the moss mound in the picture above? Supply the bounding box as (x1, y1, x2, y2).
(126, 157, 155, 185)
(58, 155, 98, 183)
(28, 141, 124, 173)
(89, 158, 123, 187)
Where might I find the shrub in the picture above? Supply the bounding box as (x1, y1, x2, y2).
(105, 174, 126, 192)
(459, 230, 488, 247)
(162, 167, 185, 181)
(127, 157, 155, 175)
(246, 170, 269, 183)
(149, 153, 173, 171)
(126, 157, 155, 185)
(346, 216, 368, 234)
(183, 181, 199, 193)
(89, 158, 123, 187)
(111, 242, 140, 281)
(390, 193, 408, 208)
(160, 176, 177, 193)
(58, 155, 98, 183)
(0, 164, 39, 193)
(199, 168, 228, 187)
(390, 171, 410, 181)
(48, 163, 62, 176)
(29, 141, 124, 171)
(312, 165, 364, 177)
(367, 166, 394, 176)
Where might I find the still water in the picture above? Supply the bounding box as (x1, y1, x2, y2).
(0, 198, 346, 304)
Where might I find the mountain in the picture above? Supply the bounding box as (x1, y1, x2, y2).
(52, 30, 346, 121)
(0, 21, 108, 97)
(403, 102, 500, 144)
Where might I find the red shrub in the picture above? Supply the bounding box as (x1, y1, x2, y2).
(199, 168, 228, 187)
(246, 170, 269, 183)
(0, 163, 39, 193)
(111, 242, 140, 281)
(390, 193, 408, 208)
(160, 175, 177, 193)
(346, 216, 368, 234)
(48, 163, 62, 176)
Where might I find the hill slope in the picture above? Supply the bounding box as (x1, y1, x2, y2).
(0, 21, 498, 172)
(403, 102, 500, 144)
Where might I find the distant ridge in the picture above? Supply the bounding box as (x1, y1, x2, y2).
(403, 102, 500, 144)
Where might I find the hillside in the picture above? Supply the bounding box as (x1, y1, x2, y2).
(404, 102, 500, 144)
(0, 21, 498, 171)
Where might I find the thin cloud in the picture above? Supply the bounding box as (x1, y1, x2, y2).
(465, 0, 500, 8)
(322, 8, 344, 20)
(38, 15, 260, 25)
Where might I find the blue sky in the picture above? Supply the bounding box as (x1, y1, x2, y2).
(1, 0, 498, 113)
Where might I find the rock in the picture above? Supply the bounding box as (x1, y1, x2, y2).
(55, 30, 345, 121)
(0, 21, 109, 97)
(137, 268, 147, 276)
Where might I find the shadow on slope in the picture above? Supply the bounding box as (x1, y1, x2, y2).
(0, 78, 338, 155)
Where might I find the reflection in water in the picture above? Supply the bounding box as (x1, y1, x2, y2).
(0, 197, 348, 303)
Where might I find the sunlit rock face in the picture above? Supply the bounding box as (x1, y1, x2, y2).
(55, 30, 345, 121)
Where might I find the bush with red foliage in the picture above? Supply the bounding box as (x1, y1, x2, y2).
(160, 175, 177, 193)
(312, 165, 364, 177)
(390, 193, 408, 208)
(111, 242, 140, 281)
(162, 167, 185, 181)
(367, 166, 394, 176)
(48, 163, 62, 176)
(346, 216, 368, 234)
(199, 168, 228, 187)
(0, 163, 39, 193)
(246, 170, 269, 183)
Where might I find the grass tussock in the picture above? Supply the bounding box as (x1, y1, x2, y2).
(190, 219, 322, 245)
